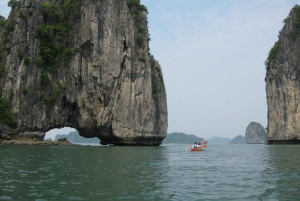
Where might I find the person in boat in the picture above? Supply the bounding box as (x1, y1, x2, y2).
(193, 142, 200, 148)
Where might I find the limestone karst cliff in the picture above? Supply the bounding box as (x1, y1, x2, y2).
(0, 0, 168, 145)
(245, 122, 267, 144)
(265, 5, 300, 144)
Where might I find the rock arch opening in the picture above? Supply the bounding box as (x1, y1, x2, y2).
(44, 127, 100, 144)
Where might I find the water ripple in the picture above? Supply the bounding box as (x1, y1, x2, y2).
(1, 145, 300, 200)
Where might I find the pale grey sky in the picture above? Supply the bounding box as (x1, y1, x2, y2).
(141, 0, 298, 139)
(0, 0, 298, 140)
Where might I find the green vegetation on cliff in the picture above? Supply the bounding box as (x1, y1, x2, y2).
(127, 0, 147, 12)
(0, 97, 17, 128)
(35, 1, 78, 105)
(151, 74, 158, 99)
(290, 5, 300, 41)
(1, 3, 17, 45)
(150, 61, 162, 100)
(0, 18, 6, 27)
(37, 1, 77, 71)
(127, 0, 160, 100)
(127, 0, 148, 31)
(0, 16, 10, 69)
(127, 0, 149, 54)
(265, 42, 281, 69)
(7, 0, 20, 8)
(0, 13, 16, 129)
(265, 5, 300, 70)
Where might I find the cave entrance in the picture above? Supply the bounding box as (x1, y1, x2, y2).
(44, 127, 100, 144)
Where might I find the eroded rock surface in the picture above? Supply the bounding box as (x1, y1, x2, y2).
(0, 0, 168, 145)
(265, 5, 300, 144)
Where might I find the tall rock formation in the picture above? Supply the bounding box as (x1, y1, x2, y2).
(245, 122, 267, 144)
(265, 5, 300, 144)
(0, 0, 168, 145)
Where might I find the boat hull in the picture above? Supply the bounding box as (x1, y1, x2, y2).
(191, 147, 204, 151)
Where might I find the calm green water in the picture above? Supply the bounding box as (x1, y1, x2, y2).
(1, 144, 300, 200)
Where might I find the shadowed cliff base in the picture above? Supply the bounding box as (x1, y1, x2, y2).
(0, 139, 79, 146)
(100, 135, 165, 146)
(0, 0, 168, 146)
(267, 139, 300, 145)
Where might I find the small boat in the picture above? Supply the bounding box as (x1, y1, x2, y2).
(186, 141, 208, 151)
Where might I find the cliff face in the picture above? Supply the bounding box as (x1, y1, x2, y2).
(265, 5, 300, 144)
(0, 0, 168, 145)
(245, 122, 267, 144)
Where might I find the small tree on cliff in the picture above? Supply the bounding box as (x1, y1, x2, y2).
(0, 98, 17, 128)
(7, 0, 19, 8)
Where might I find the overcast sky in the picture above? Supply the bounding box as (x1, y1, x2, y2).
(141, 0, 298, 139)
(0, 1, 298, 140)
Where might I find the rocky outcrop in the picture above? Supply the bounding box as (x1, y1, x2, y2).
(54, 134, 67, 141)
(0, 139, 78, 146)
(0, 124, 13, 140)
(0, 0, 168, 145)
(0, 124, 13, 135)
(228, 135, 246, 144)
(245, 122, 267, 144)
(265, 5, 300, 144)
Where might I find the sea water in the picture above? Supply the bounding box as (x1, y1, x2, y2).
(0, 144, 300, 200)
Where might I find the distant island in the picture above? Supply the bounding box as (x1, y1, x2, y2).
(54, 131, 100, 144)
(206, 136, 230, 144)
(229, 135, 246, 144)
(162, 132, 205, 144)
(52, 124, 266, 145)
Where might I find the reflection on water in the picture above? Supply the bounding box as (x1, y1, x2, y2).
(1, 144, 300, 200)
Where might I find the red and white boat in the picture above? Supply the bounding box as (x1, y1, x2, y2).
(186, 141, 208, 152)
